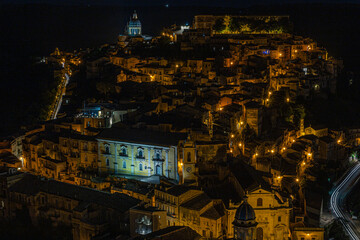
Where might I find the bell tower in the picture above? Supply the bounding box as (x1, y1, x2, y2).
(182, 137, 198, 184)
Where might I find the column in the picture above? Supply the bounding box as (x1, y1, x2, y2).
(114, 143, 117, 174)
(165, 149, 169, 178)
(148, 148, 151, 176)
(131, 145, 135, 174)
(174, 147, 179, 182)
(98, 141, 101, 174)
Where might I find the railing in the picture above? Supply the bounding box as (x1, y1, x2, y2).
(153, 158, 165, 162)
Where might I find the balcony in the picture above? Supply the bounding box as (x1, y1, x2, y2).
(136, 156, 145, 161)
(101, 151, 112, 156)
(153, 158, 165, 162)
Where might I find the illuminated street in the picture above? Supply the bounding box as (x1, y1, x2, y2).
(331, 162, 360, 240)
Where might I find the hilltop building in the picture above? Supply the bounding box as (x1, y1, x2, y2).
(126, 11, 142, 36)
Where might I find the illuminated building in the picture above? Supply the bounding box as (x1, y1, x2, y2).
(247, 187, 291, 240)
(126, 11, 142, 36)
(96, 128, 187, 182)
(5, 173, 141, 240)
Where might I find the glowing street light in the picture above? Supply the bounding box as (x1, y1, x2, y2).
(231, 134, 234, 138)
(239, 143, 242, 147)
(271, 149, 274, 153)
(296, 178, 299, 182)
(286, 98, 290, 102)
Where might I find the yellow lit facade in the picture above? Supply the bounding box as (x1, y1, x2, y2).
(97, 139, 180, 181)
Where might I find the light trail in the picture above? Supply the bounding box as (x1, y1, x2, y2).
(330, 162, 360, 240)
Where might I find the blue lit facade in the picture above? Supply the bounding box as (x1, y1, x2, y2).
(126, 11, 142, 36)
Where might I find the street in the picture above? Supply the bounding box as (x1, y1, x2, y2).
(330, 162, 360, 240)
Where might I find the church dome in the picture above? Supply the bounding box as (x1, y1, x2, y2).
(128, 19, 141, 28)
(126, 10, 142, 36)
(232, 196, 257, 228)
(235, 199, 256, 221)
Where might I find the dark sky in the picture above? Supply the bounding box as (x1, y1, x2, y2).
(0, 0, 358, 7)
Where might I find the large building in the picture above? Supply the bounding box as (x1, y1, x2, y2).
(126, 11, 142, 36)
(96, 128, 187, 182)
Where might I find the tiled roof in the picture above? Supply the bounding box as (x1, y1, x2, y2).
(180, 193, 212, 211)
(9, 174, 140, 212)
(97, 127, 187, 146)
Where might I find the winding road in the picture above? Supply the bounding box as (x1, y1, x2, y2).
(330, 162, 360, 240)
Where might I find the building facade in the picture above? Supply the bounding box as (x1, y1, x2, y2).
(96, 128, 187, 182)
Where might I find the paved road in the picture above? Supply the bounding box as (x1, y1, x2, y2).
(330, 162, 360, 240)
(50, 72, 69, 120)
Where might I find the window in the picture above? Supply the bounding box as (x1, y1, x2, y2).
(123, 161, 126, 169)
(138, 148, 144, 158)
(121, 146, 127, 156)
(105, 145, 110, 154)
(155, 151, 161, 160)
(84, 143, 88, 151)
(187, 152, 191, 162)
(278, 216, 281, 222)
(257, 198, 263, 207)
(139, 163, 143, 171)
(106, 158, 110, 166)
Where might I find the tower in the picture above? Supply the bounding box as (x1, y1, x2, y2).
(233, 197, 258, 240)
(182, 137, 198, 184)
(125, 10, 142, 36)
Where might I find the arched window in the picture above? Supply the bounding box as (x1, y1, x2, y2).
(139, 163, 143, 171)
(106, 158, 110, 167)
(155, 150, 161, 160)
(105, 145, 110, 154)
(121, 146, 127, 156)
(257, 198, 263, 207)
(138, 148, 144, 158)
(123, 161, 126, 169)
(187, 152, 191, 162)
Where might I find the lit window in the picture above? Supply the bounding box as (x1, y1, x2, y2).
(257, 198, 263, 207)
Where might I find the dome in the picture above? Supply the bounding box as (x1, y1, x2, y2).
(128, 19, 141, 28)
(235, 199, 256, 221)
(233, 197, 258, 228)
